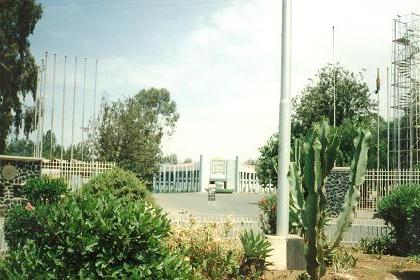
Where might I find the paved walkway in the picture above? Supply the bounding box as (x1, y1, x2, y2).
(153, 192, 266, 218)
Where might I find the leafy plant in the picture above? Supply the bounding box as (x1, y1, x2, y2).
(359, 234, 396, 255)
(82, 167, 152, 202)
(1, 191, 194, 279)
(296, 272, 311, 280)
(239, 230, 272, 279)
(288, 120, 370, 280)
(168, 217, 241, 279)
(377, 184, 420, 256)
(331, 248, 357, 273)
(258, 194, 277, 234)
(4, 205, 42, 251)
(22, 177, 68, 205)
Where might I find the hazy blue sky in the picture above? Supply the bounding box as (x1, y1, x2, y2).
(30, 0, 419, 161)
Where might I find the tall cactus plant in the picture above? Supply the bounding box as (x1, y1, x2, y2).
(289, 121, 370, 280)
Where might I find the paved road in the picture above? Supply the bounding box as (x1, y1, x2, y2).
(153, 192, 267, 218)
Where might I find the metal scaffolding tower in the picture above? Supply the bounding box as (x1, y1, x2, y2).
(391, 13, 420, 170)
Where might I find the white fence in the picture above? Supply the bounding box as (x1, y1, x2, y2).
(358, 169, 420, 213)
(325, 219, 391, 245)
(41, 160, 116, 190)
(153, 162, 201, 193)
(168, 214, 390, 245)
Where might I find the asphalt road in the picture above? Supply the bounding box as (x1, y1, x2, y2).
(153, 192, 267, 218)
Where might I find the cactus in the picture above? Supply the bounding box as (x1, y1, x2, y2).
(288, 121, 370, 280)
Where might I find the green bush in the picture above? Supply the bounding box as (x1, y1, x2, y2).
(0, 191, 194, 279)
(258, 194, 301, 235)
(258, 194, 277, 234)
(23, 177, 68, 205)
(82, 167, 152, 202)
(4, 205, 42, 251)
(377, 185, 420, 256)
(359, 234, 396, 255)
(331, 248, 357, 273)
(239, 230, 272, 279)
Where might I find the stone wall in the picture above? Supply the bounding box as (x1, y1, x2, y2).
(0, 156, 42, 207)
(325, 167, 351, 217)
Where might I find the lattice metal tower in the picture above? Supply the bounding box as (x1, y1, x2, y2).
(391, 13, 420, 170)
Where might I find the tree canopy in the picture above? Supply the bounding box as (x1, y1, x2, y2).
(90, 88, 179, 183)
(0, 0, 42, 153)
(293, 64, 375, 130)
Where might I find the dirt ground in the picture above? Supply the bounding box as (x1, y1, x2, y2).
(263, 252, 420, 280)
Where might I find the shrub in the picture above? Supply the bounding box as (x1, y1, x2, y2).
(331, 248, 357, 273)
(22, 177, 68, 205)
(377, 184, 420, 256)
(1, 191, 194, 279)
(168, 217, 242, 279)
(258, 194, 277, 234)
(359, 233, 396, 255)
(82, 167, 152, 202)
(239, 230, 272, 279)
(4, 205, 42, 251)
(258, 194, 303, 236)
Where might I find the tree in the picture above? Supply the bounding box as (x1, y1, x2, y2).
(0, 0, 42, 153)
(90, 88, 179, 184)
(293, 64, 375, 130)
(255, 135, 278, 188)
(161, 154, 178, 164)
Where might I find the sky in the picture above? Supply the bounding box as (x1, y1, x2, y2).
(30, 0, 419, 161)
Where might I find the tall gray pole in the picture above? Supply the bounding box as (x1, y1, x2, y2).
(40, 52, 48, 158)
(71, 57, 78, 161)
(61, 56, 67, 161)
(386, 67, 390, 170)
(276, 0, 292, 236)
(81, 58, 87, 161)
(332, 26, 336, 127)
(50, 53, 57, 159)
(377, 68, 380, 171)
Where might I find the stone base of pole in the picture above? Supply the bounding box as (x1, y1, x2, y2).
(265, 235, 306, 270)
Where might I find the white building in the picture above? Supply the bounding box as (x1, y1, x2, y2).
(152, 155, 271, 193)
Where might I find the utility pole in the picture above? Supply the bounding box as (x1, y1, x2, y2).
(267, 1, 305, 270)
(276, 0, 292, 237)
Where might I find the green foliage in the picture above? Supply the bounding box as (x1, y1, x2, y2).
(90, 88, 179, 183)
(288, 121, 370, 280)
(0, 191, 194, 279)
(331, 248, 357, 273)
(292, 64, 374, 131)
(255, 135, 278, 188)
(258, 194, 277, 234)
(359, 234, 396, 255)
(0, 0, 42, 152)
(4, 205, 42, 251)
(23, 177, 68, 205)
(296, 272, 311, 280)
(239, 230, 272, 279)
(82, 167, 152, 202)
(377, 185, 420, 256)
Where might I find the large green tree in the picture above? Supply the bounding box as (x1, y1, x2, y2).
(0, 0, 42, 153)
(91, 88, 179, 183)
(293, 64, 375, 130)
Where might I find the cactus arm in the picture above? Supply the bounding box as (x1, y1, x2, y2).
(329, 128, 371, 250)
(304, 132, 324, 280)
(289, 161, 305, 235)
